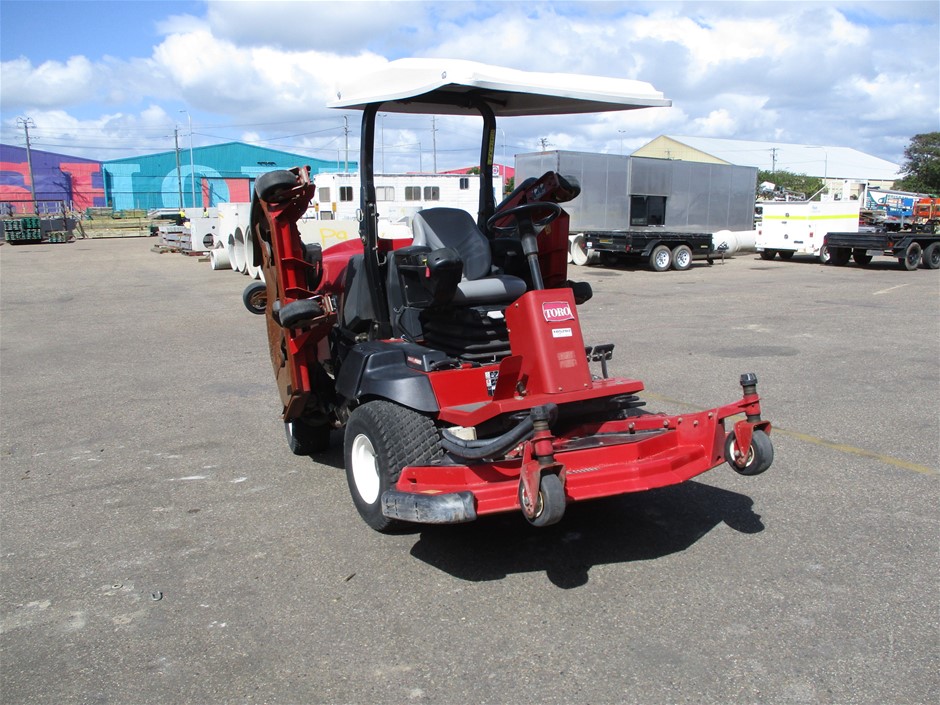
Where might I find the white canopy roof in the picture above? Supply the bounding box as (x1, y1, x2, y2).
(329, 58, 671, 117)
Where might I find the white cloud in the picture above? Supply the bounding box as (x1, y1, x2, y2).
(0, 1, 937, 167)
(0, 56, 98, 108)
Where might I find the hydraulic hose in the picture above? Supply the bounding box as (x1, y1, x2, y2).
(441, 416, 535, 460)
(440, 404, 558, 460)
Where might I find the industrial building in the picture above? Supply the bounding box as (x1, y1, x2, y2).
(103, 143, 352, 211)
(0, 142, 354, 214)
(633, 135, 900, 194)
(0, 144, 105, 214)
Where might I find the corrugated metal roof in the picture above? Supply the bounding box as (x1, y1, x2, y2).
(635, 135, 900, 181)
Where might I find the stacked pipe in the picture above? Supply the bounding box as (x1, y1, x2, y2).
(205, 204, 409, 284)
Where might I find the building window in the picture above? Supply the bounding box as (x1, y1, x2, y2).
(319, 187, 331, 203)
(405, 186, 421, 201)
(630, 195, 667, 226)
(376, 186, 395, 201)
(459, 177, 470, 190)
(339, 186, 353, 202)
(424, 186, 440, 201)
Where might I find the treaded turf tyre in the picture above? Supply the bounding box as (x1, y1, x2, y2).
(344, 401, 441, 532)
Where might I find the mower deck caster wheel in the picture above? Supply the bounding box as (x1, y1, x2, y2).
(277, 298, 323, 328)
(255, 169, 298, 203)
(242, 281, 267, 314)
(725, 429, 774, 476)
(519, 473, 566, 527)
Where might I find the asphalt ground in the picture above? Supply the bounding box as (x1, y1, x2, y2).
(1, 237, 937, 705)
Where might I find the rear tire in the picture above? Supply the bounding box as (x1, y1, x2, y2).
(920, 242, 940, 269)
(285, 418, 331, 456)
(759, 249, 777, 261)
(649, 245, 672, 272)
(777, 250, 794, 260)
(344, 401, 441, 532)
(818, 245, 831, 264)
(672, 244, 693, 271)
(852, 249, 873, 266)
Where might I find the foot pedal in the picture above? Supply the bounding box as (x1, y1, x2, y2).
(585, 343, 615, 378)
(566, 280, 593, 304)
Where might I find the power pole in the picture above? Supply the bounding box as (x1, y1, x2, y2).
(174, 127, 184, 210)
(431, 116, 438, 173)
(17, 117, 37, 212)
(770, 147, 778, 174)
(343, 115, 349, 173)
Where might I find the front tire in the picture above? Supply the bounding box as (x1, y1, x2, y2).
(899, 242, 922, 271)
(344, 401, 441, 532)
(649, 244, 672, 272)
(828, 247, 850, 266)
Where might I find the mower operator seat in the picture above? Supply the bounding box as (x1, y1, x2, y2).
(411, 208, 527, 305)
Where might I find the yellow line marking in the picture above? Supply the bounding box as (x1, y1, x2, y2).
(642, 392, 938, 476)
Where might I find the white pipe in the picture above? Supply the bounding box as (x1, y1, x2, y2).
(245, 221, 261, 279)
(210, 245, 231, 270)
(232, 226, 247, 273)
(712, 229, 757, 256)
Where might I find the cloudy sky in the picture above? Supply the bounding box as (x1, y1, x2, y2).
(1, 0, 937, 173)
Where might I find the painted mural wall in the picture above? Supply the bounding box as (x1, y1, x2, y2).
(103, 143, 348, 211)
(1, 142, 355, 214)
(0, 144, 105, 214)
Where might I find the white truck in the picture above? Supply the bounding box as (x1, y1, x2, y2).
(755, 199, 861, 263)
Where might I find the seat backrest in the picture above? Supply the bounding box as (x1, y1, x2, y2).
(411, 208, 492, 281)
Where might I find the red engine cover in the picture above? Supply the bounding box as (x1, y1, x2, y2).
(505, 289, 591, 395)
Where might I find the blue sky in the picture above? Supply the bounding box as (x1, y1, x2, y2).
(1, 0, 938, 173)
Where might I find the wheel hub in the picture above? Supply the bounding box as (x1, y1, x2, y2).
(350, 434, 380, 504)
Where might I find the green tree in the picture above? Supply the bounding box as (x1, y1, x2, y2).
(756, 170, 825, 200)
(893, 133, 940, 194)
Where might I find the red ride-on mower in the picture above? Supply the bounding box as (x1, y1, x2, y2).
(245, 60, 773, 532)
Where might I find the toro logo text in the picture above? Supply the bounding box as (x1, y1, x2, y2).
(542, 301, 574, 322)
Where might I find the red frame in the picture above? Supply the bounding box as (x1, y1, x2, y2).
(394, 288, 768, 516)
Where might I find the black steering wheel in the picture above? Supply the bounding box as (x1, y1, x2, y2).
(486, 202, 563, 291)
(486, 201, 562, 235)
